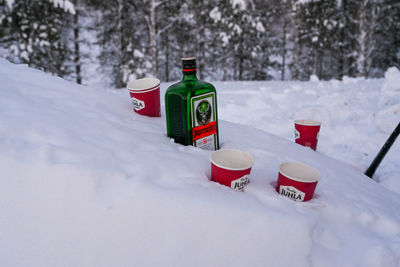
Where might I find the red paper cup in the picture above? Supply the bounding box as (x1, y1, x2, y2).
(276, 162, 321, 201)
(210, 149, 255, 191)
(127, 78, 161, 117)
(294, 119, 321, 150)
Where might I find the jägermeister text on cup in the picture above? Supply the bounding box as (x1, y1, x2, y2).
(165, 57, 219, 150)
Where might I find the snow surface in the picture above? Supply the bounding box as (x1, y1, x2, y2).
(214, 77, 400, 195)
(0, 58, 400, 266)
(382, 67, 400, 92)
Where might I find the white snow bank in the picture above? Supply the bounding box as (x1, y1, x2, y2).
(0, 59, 400, 266)
(382, 67, 400, 92)
(310, 74, 319, 81)
(214, 78, 400, 195)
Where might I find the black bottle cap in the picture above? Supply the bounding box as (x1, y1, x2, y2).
(182, 57, 196, 73)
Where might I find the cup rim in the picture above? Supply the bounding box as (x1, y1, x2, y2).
(128, 85, 160, 94)
(294, 119, 321, 126)
(127, 77, 160, 91)
(210, 149, 255, 171)
(279, 162, 321, 183)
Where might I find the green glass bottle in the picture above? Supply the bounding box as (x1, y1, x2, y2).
(165, 57, 219, 150)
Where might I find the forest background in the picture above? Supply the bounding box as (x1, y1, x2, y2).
(0, 0, 399, 88)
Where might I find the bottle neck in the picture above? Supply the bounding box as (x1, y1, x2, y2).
(182, 71, 198, 81)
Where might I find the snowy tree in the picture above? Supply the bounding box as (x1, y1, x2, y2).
(138, 0, 184, 78)
(1, 0, 399, 83)
(335, 0, 359, 78)
(290, 0, 399, 80)
(345, 0, 400, 78)
(156, 1, 184, 81)
(91, 0, 125, 87)
(209, 0, 268, 80)
(0, 0, 11, 50)
(367, 0, 400, 77)
(7, 0, 74, 77)
(143, 0, 161, 76)
(356, 0, 374, 77)
(183, 0, 215, 79)
(290, 0, 343, 80)
(255, 0, 282, 80)
(279, 0, 292, 80)
(89, 0, 147, 87)
(71, 0, 82, 84)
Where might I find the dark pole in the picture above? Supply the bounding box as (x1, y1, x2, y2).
(365, 122, 400, 178)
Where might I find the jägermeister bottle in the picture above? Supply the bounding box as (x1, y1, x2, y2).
(165, 57, 219, 150)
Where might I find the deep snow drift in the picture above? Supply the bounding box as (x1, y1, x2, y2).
(0, 59, 399, 266)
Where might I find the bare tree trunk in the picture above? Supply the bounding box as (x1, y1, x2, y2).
(144, 1, 175, 78)
(290, 3, 300, 80)
(72, 0, 82, 84)
(197, 0, 206, 79)
(337, 0, 349, 80)
(238, 35, 244, 80)
(118, 0, 123, 55)
(338, 0, 346, 80)
(357, 1, 367, 77)
(165, 29, 169, 82)
(364, 3, 377, 79)
(281, 14, 287, 81)
(149, 0, 157, 76)
(115, 0, 124, 87)
(222, 69, 227, 81)
(233, 55, 237, 80)
(316, 50, 323, 79)
(347, 2, 358, 77)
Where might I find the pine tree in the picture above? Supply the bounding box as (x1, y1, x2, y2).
(368, 0, 400, 76)
(2, 0, 398, 83)
(336, 0, 359, 78)
(291, 1, 314, 80)
(291, 0, 343, 80)
(279, 0, 292, 80)
(162, 1, 196, 80)
(184, 0, 215, 80)
(71, 0, 82, 84)
(91, 0, 124, 87)
(0, 0, 11, 52)
(156, 0, 184, 81)
(7, 0, 73, 77)
(89, 0, 146, 87)
(209, 0, 267, 80)
(139, 0, 184, 79)
(255, 0, 280, 80)
(356, 0, 373, 77)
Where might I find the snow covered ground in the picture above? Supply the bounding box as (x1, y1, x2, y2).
(0, 58, 400, 266)
(213, 73, 400, 194)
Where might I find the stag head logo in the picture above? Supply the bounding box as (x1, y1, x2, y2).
(196, 100, 212, 126)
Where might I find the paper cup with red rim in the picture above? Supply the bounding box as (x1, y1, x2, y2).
(294, 119, 321, 151)
(276, 162, 321, 201)
(127, 77, 161, 117)
(210, 149, 255, 191)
